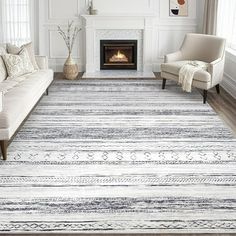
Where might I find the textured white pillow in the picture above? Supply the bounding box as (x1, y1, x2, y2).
(0, 46, 7, 82)
(7, 42, 39, 70)
(2, 48, 35, 78)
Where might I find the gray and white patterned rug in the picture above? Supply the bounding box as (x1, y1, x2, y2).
(0, 78, 236, 233)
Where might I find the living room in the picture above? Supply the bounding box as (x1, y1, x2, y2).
(0, 0, 236, 234)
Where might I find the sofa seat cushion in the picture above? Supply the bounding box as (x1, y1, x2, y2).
(0, 76, 27, 94)
(0, 69, 53, 130)
(161, 60, 211, 83)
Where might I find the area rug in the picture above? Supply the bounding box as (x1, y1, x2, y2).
(0, 78, 236, 233)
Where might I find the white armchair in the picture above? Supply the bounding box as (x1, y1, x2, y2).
(161, 33, 226, 103)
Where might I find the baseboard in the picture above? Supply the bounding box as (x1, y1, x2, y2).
(49, 62, 84, 73)
(52, 62, 162, 74)
(221, 72, 236, 99)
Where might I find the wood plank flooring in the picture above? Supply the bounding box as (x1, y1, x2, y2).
(207, 87, 236, 136)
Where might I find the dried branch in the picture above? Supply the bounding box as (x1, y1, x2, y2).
(71, 27, 81, 53)
(57, 21, 81, 54)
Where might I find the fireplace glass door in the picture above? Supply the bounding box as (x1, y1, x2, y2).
(100, 40, 137, 70)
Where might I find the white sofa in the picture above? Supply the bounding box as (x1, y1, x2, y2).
(0, 54, 53, 160)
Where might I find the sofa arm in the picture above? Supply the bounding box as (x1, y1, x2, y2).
(209, 57, 225, 87)
(164, 51, 183, 63)
(35, 56, 49, 70)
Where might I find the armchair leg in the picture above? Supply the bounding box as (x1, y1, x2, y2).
(1, 140, 7, 161)
(216, 84, 220, 94)
(162, 79, 167, 90)
(203, 90, 208, 104)
(45, 88, 49, 96)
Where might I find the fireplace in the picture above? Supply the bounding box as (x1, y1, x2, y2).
(100, 40, 137, 70)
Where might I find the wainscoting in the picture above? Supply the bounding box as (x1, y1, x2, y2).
(221, 50, 236, 99)
(38, 0, 200, 72)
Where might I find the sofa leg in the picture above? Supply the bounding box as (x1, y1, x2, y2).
(216, 84, 220, 94)
(162, 79, 167, 90)
(0, 141, 7, 161)
(46, 88, 49, 96)
(203, 90, 208, 104)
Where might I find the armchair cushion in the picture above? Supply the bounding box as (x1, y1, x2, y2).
(161, 60, 211, 83)
(164, 51, 183, 63)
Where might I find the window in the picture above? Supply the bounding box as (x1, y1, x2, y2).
(217, 0, 236, 50)
(1, 0, 31, 46)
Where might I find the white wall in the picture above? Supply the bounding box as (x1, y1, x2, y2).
(38, 0, 200, 72)
(196, 0, 205, 33)
(221, 51, 236, 98)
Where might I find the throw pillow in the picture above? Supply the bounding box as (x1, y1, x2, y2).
(2, 48, 35, 78)
(7, 42, 39, 70)
(0, 46, 7, 82)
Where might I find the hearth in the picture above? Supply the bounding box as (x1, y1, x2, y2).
(100, 40, 137, 70)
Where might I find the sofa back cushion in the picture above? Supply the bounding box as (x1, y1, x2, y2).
(0, 46, 7, 83)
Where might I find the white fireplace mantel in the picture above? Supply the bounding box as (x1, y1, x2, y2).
(81, 14, 155, 74)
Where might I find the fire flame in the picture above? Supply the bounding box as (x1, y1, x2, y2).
(109, 50, 128, 62)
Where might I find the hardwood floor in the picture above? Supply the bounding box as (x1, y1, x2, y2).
(207, 87, 236, 136)
(55, 72, 236, 136)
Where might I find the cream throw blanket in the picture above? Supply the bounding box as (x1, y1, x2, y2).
(179, 61, 208, 92)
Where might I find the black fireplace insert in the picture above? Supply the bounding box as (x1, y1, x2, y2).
(100, 40, 137, 70)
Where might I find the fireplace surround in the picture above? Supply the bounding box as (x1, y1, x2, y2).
(100, 40, 137, 70)
(81, 15, 155, 76)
